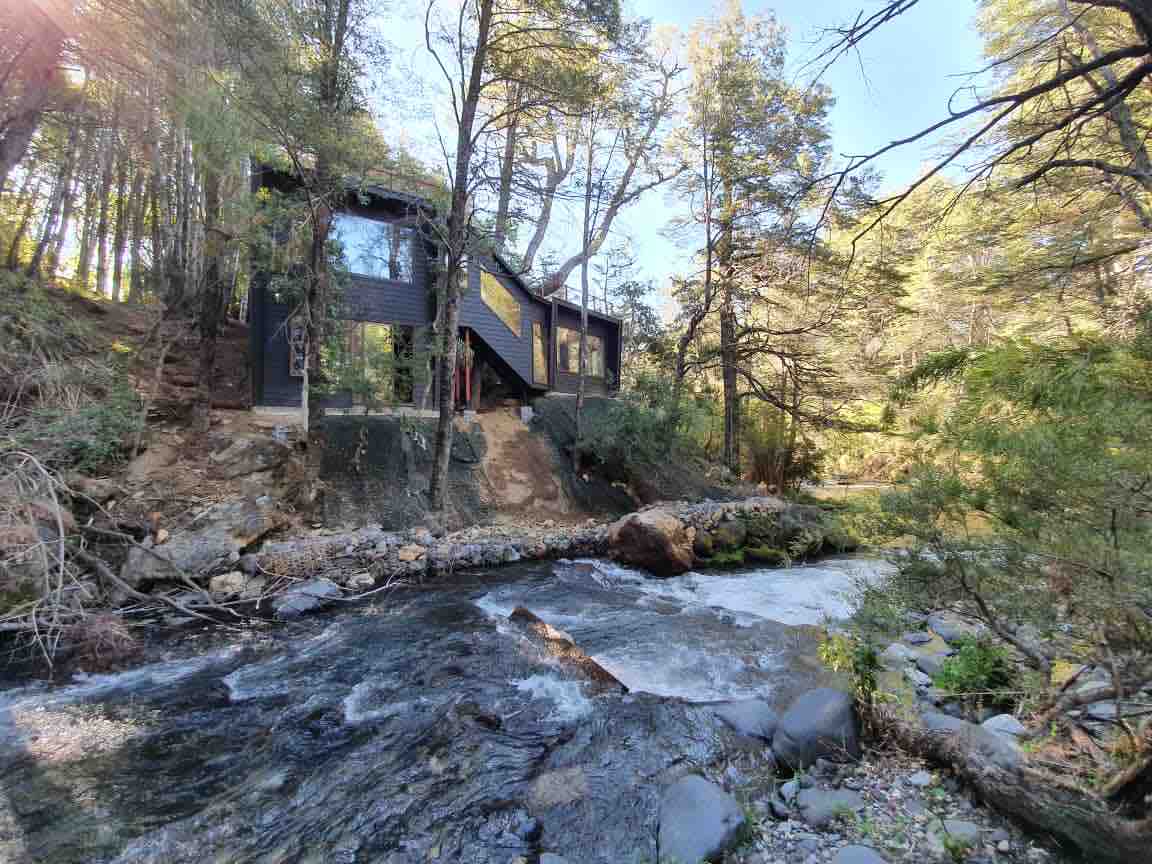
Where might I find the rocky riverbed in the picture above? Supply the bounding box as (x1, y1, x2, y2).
(113, 495, 851, 620)
(1, 515, 1085, 864)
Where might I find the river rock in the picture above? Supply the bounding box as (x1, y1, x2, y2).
(773, 688, 861, 769)
(608, 509, 695, 577)
(879, 642, 917, 669)
(928, 611, 986, 645)
(982, 714, 1027, 738)
(208, 571, 247, 597)
(209, 435, 290, 479)
(120, 497, 286, 586)
(905, 667, 933, 688)
(777, 504, 826, 553)
(921, 711, 968, 734)
(916, 653, 948, 677)
(713, 699, 779, 741)
(902, 631, 933, 645)
(795, 788, 865, 827)
(539, 856, 570, 864)
(397, 543, 427, 562)
(272, 579, 342, 619)
(927, 820, 983, 857)
(832, 845, 890, 864)
(658, 775, 746, 864)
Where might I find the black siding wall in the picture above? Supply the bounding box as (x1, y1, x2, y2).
(459, 261, 543, 390)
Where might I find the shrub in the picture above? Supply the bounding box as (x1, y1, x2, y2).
(933, 637, 1017, 699)
(575, 372, 708, 472)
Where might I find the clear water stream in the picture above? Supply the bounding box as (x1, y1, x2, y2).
(0, 555, 891, 864)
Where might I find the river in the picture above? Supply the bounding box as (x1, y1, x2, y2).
(0, 555, 891, 864)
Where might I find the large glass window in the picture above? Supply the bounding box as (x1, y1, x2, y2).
(480, 270, 522, 336)
(532, 321, 548, 385)
(329, 322, 417, 405)
(331, 213, 415, 282)
(556, 327, 604, 378)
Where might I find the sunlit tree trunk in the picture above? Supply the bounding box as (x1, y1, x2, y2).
(125, 165, 145, 302)
(6, 172, 41, 268)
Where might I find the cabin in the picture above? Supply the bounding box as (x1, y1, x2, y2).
(248, 170, 623, 414)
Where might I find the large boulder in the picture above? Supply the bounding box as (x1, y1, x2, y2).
(120, 497, 286, 587)
(773, 688, 861, 770)
(658, 775, 746, 863)
(209, 435, 291, 480)
(713, 699, 779, 742)
(608, 509, 694, 577)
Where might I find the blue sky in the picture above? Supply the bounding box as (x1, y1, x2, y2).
(619, 0, 986, 296)
(384, 0, 986, 300)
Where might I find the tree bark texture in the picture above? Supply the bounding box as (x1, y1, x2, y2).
(428, 0, 496, 511)
(875, 706, 1151, 864)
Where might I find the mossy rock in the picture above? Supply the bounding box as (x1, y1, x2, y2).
(712, 519, 747, 551)
(693, 531, 715, 559)
(706, 549, 746, 568)
(746, 545, 788, 566)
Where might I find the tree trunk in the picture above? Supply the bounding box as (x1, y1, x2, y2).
(0, 12, 65, 197)
(6, 173, 41, 268)
(719, 182, 739, 476)
(873, 706, 1152, 864)
(521, 127, 577, 275)
(673, 123, 716, 397)
(27, 118, 81, 277)
(49, 122, 88, 276)
(94, 108, 120, 296)
(149, 122, 169, 302)
(574, 119, 594, 473)
(74, 183, 96, 288)
(428, 0, 496, 512)
(493, 84, 520, 253)
(197, 167, 224, 432)
(125, 164, 145, 302)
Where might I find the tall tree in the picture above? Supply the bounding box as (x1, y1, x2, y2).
(676, 1, 832, 473)
(423, 0, 624, 511)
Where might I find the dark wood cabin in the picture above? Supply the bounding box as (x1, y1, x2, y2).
(249, 169, 623, 412)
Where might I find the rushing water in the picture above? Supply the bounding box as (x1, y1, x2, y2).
(0, 556, 891, 864)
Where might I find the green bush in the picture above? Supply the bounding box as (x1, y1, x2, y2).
(933, 637, 1017, 698)
(576, 372, 708, 471)
(13, 379, 139, 471)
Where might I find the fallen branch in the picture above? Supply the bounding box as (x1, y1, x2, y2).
(871, 704, 1152, 862)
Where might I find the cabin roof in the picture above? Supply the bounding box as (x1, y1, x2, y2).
(354, 183, 437, 214)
